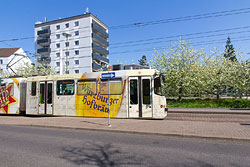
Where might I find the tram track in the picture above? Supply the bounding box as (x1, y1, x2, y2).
(166, 112, 250, 123)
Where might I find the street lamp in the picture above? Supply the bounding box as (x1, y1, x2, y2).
(62, 32, 72, 74)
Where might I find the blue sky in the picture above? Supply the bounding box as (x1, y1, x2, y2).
(1, 0, 250, 65)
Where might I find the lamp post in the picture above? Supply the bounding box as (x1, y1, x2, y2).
(62, 32, 71, 74)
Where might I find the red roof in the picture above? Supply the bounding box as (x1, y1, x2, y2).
(0, 48, 20, 57)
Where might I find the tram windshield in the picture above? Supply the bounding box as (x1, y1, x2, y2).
(154, 74, 166, 96)
(154, 77, 162, 95)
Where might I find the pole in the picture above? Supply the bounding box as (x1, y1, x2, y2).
(62, 32, 71, 74)
(65, 36, 69, 74)
(60, 49, 63, 75)
(108, 79, 111, 127)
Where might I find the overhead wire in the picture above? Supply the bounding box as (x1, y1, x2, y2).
(110, 7, 250, 29)
(1, 7, 250, 43)
(109, 35, 250, 55)
(1, 7, 250, 59)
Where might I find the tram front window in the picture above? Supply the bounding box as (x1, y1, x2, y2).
(154, 77, 162, 96)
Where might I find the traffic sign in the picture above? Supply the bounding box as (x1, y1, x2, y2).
(101, 72, 115, 79)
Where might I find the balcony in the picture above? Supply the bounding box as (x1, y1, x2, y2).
(37, 29, 51, 37)
(37, 47, 51, 55)
(92, 43, 109, 56)
(92, 23, 108, 39)
(92, 53, 109, 63)
(92, 62, 102, 70)
(92, 33, 109, 47)
(37, 56, 51, 64)
(37, 38, 51, 46)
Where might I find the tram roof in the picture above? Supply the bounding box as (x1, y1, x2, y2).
(27, 69, 159, 82)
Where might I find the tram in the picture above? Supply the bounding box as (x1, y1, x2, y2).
(0, 77, 26, 114)
(0, 69, 167, 119)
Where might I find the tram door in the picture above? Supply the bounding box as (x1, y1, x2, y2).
(39, 81, 53, 115)
(128, 77, 152, 118)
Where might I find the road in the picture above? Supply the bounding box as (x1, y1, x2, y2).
(0, 124, 250, 167)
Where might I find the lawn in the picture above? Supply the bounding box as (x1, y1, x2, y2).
(167, 98, 250, 108)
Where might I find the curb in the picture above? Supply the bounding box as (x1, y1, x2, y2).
(168, 111, 250, 115)
(20, 124, 250, 142)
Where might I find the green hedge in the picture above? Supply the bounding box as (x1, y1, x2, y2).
(167, 99, 250, 108)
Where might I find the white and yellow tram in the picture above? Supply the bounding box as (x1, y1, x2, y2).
(0, 69, 167, 119)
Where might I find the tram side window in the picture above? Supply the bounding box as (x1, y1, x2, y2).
(77, 79, 97, 95)
(142, 79, 150, 104)
(56, 80, 75, 95)
(100, 78, 123, 95)
(47, 83, 52, 104)
(154, 77, 162, 96)
(31, 82, 36, 96)
(40, 83, 45, 104)
(130, 79, 138, 104)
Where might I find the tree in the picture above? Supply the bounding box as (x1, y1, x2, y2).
(138, 55, 149, 66)
(224, 37, 237, 61)
(151, 38, 250, 100)
(151, 39, 206, 100)
(14, 62, 55, 77)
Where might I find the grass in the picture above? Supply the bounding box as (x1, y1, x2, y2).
(167, 98, 250, 109)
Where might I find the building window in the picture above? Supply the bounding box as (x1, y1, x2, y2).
(65, 23, 69, 28)
(74, 21, 79, 27)
(56, 53, 60, 57)
(65, 42, 69, 47)
(56, 25, 60, 30)
(65, 51, 69, 56)
(75, 60, 79, 65)
(75, 70, 79, 73)
(56, 43, 60, 48)
(75, 40, 79, 46)
(56, 62, 60, 66)
(0, 59, 2, 64)
(75, 50, 79, 55)
(56, 80, 75, 95)
(74, 31, 79, 36)
(65, 61, 69, 66)
(56, 34, 60, 39)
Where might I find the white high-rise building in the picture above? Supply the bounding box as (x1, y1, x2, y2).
(34, 12, 109, 74)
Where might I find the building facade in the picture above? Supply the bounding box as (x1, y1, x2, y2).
(35, 13, 109, 74)
(0, 48, 32, 75)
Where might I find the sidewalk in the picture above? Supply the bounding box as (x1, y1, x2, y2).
(1, 112, 250, 141)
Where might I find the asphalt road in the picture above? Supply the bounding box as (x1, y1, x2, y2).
(1, 125, 250, 167)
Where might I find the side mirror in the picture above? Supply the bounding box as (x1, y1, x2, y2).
(161, 74, 166, 83)
(165, 89, 168, 95)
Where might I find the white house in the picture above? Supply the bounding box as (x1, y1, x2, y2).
(0, 48, 32, 75)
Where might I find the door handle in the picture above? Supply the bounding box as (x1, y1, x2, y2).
(129, 106, 132, 108)
(149, 106, 151, 108)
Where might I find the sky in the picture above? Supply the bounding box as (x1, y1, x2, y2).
(1, 0, 250, 65)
